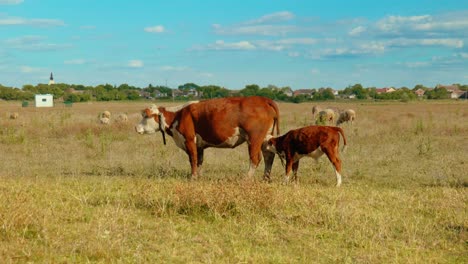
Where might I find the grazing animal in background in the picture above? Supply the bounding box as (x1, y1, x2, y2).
(9, 112, 19, 119)
(316, 109, 336, 125)
(266, 125, 347, 186)
(101, 111, 111, 119)
(99, 117, 110, 125)
(336, 109, 356, 126)
(135, 96, 281, 181)
(116, 113, 128, 123)
(98, 111, 112, 125)
(312, 105, 321, 120)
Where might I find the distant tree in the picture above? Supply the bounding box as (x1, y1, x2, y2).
(240, 84, 260, 96)
(178, 83, 200, 91)
(426, 87, 449, 99)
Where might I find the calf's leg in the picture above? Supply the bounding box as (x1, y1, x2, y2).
(321, 145, 343, 187)
(292, 161, 300, 183)
(284, 158, 294, 184)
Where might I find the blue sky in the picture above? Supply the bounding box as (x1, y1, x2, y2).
(1, 0, 467, 90)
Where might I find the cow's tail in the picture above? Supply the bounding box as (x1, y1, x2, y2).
(336, 127, 347, 153)
(268, 100, 281, 136)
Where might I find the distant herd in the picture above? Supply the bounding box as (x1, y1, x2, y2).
(6, 97, 356, 186)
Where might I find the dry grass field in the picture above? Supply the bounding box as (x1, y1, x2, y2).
(0, 99, 466, 263)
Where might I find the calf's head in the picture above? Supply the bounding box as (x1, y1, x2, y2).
(265, 136, 279, 153)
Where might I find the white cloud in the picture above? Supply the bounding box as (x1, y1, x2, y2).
(369, 13, 468, 37)
(459, 52, 468, 59)
(5, 36, 72, 51)
(20, 65, 42, 73)
(387, 38, 463, 48)
(199, 72, 214, 78)
(199, 40, 256, 51)
(64, 59, 86, 65)
(0, 15, 64, 27)
(144, 25, 165, 33)
(405, 61, 431, 68)
(310, 68, 320, 74)
(243, 11, 295, 25)
(0, 0, 23, 4)
(213, 24, 300, 36)
(349, 26, 366, 36)
(320, 42, 385, 58)
(160, 66, 189, 71)
(254, 40, 284, 51)
(288, 51, 300, 57)
(128, 60, 143, 68)
(277, 38, 318, 45)
(80, 25, 96, 30)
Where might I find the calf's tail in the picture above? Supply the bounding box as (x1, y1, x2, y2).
(336, 127, 347, 153)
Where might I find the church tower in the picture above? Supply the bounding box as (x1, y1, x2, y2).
(48, 72, 55, 85)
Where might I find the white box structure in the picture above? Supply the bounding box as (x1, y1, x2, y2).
(35, 94, 54, 107)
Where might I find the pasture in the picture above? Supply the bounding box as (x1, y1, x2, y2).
(0, 100, 466, 263)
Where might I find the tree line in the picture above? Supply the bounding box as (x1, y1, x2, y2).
(0, 82, 466, 102)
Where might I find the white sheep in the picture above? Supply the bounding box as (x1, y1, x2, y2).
(336, 109, 356, 126)
(101, 111, 111, 119)
(316, 109, 336, 125)
(9, 112, 19, 119)
(116, 113, 128, 123)
(99, 117, 110, 125)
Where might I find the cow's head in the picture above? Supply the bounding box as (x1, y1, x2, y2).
(135, 104, 161, 135)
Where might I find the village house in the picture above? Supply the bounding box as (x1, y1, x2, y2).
(376, 87, 396, 94)
(282, 87, 294, 97)
(293, 89, 314, 97)
(436, 84, 464, 99)
(414, 88, 425, 97)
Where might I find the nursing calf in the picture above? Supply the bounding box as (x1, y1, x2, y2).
(266, 126, 347, 186)
(135, 96, 280, 180)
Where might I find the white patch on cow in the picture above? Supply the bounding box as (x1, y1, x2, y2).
(170, 121, 186, 150)
(283, 172, 291, 184)
(293, 147, 324, 162)
(335, 170, 342, 187)
(221, 127, 245, 147)
(247, 161, 257, 178)
(195, 127, 246, 148)
(166, 101, 199, 112)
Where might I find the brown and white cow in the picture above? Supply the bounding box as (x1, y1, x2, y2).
(135, 96, 280, 180)
(266, 125, 347, 186)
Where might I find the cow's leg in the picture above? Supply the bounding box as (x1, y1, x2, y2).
(283, 158, 294, 184)
(247, 140, 263, 178)
(292, 161, 299, 183)
(185, 140, 198, 179)
(321, 146, 343, 187)
(197, 147, 204, 177)
(261, 145, 275, 182)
